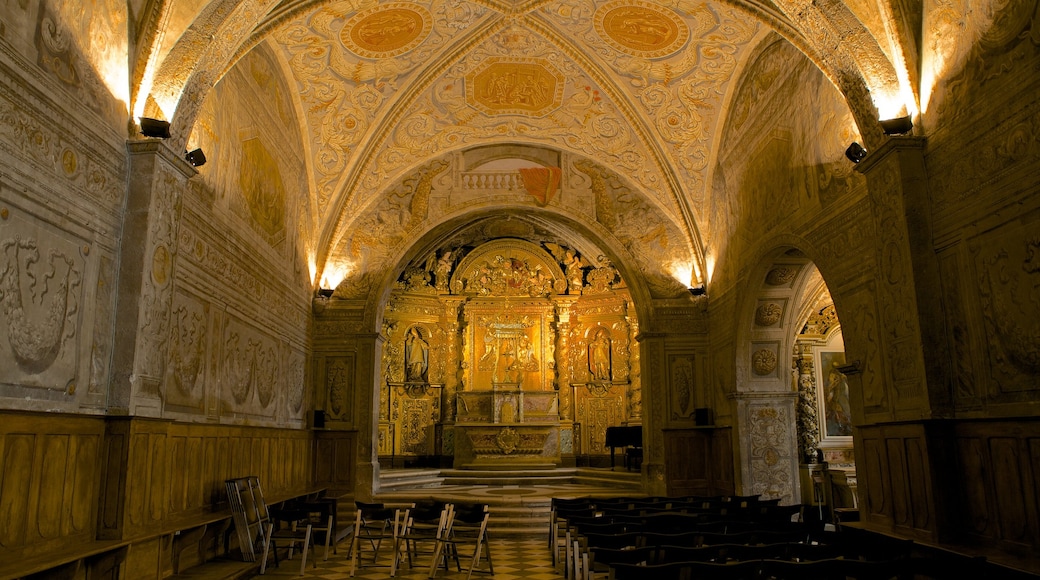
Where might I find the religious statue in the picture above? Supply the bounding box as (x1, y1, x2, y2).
(545, 243, 586, 294)
(435, 249, 453, 292)
(589, 328, 611, 381)
(404, 327, 429, 382)
(563, 249, 585, 294)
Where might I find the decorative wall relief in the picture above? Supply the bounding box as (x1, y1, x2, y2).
(87, 254, 114, 397)
(287, 351, 306, 414)
(751, 347, 778, 376)
(669, 354, 695, 419)
(0, 208, 84, 394)
(220, 317, 281, 414)
(326, 356, 352, 420)
(843, 286, 887, 412)
(765, 265, 799, 286)
(132, 163, 184, 400)
(465, 57, 565, 117)
(163, 291, 208, 412)
(747, 403, 794, 502)
(755, 302, 783, 326)
(974, 223, 1040, 393)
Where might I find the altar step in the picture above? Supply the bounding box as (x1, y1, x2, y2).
(378, 467, 642, 491)
(373, 467, 644, 536)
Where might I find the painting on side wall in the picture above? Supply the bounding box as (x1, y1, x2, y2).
(819, 351, 852, 439)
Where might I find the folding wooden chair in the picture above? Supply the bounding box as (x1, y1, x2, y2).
(348, 502, 402, 577)
(443, 503, 493, 579)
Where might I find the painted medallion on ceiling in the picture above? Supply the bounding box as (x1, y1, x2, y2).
(341, 3, 432, 58)
(594, 0, 689, 58)
(465, 58, 566, 117)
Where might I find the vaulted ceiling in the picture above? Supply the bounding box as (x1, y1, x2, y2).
(132, 0, 918, 294)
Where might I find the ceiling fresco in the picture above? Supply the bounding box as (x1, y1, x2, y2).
(131, 0, 921, 295)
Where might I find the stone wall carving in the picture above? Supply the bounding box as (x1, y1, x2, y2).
(745, 401, 795, 503)
(325, 356, 353, 421)
(866, 158, 925, 402)
(0, 208, 84, 394)
(755, 302, 783, 326)
(163, 290, 208, 412)
(751, 347, 778, 376)
(973, 221, 1040, 394)
(219, 316, 283, 416)
(669, 354, 695, 420)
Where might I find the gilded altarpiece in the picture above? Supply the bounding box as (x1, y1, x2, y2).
(377, 238, 639, 467)
(569, 294, 635, 457)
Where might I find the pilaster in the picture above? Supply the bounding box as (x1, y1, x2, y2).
(110, 140, 195, 416)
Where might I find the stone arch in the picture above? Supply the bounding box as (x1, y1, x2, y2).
(731, 239, 856, 504)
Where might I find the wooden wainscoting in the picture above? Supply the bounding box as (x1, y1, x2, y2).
(663, 427, 735, 497)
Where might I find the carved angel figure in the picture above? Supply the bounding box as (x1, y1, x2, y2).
(546, 242, 586, 294)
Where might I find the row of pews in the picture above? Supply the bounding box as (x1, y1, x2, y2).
(550, 495, 1037, 580)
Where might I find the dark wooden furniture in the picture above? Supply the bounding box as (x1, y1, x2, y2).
(605, 425, 642, 470)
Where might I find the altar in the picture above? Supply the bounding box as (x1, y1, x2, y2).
(453, 386, 561, 469)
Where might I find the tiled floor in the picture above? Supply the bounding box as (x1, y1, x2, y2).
(259, 535, 563, 579)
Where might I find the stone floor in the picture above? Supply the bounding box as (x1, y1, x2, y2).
(258, 535, 561, 579)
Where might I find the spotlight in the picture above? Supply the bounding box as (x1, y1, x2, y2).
(845, 142, 867, 163)
(688, 285, 706, 297)
(185, 148, 206, 167)
(139, 117, 171, 139)
(879, 115, 913, 135)
(317, 288, 334, 298)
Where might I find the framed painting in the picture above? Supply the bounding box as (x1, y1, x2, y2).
(818, 351, 853, 440)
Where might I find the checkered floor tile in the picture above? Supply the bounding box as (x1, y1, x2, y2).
(258, 535, 564, 579)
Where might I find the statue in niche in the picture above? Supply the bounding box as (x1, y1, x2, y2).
(405, 327, 429, 382)
(589, 328, 612, 381)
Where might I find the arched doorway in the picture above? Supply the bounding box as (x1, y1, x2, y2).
(734, 248, 855, 515)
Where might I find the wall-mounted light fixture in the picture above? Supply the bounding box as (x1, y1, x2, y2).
(879, 114, 913, 135)
(317, 287, 334, 298)
(139, 117, 171, 139)
(845, 142, 867, 163)
(185, 148, 206, 167)
(688, 284, 706, 297)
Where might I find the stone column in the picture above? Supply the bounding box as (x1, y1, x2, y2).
(110, 140, 195, 416)
(440, 297, 465, 459)
(793, 345, 820, 463)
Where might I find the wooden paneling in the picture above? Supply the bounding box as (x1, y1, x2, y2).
(0, 411, 317, 571)
(663, 427, 734, 497)
(856, 423, 937, 540)
(953, 420, 1040, 552)
(315, 430, 357, 494)
(0, 412, 104, 556)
